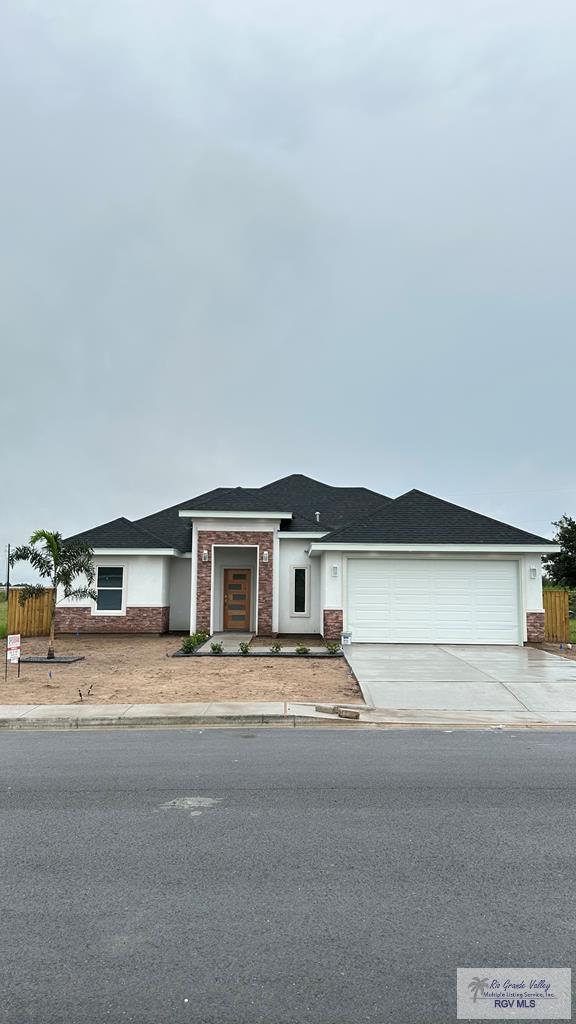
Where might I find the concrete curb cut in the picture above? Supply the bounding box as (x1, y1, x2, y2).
(362, 721, 576, 730)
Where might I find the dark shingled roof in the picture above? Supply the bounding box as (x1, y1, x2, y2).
(65, 478, 553, 551)
(133, 488, 232, 552)
(315, 489, 554, 546)
(181, 487, 285, 514)
(131, 475, 392, 548)
(65, 517, 170, 549)
(257, 474, 392, 531)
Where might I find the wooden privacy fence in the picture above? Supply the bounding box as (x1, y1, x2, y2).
(543, 589, 570, 643)
(7, 588, 54, 637)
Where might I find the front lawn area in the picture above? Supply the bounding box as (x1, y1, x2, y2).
(0, 635, 362, 705)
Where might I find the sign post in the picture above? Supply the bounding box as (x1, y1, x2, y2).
(7, 634, 21, 676)
(3, 543, 10, 683)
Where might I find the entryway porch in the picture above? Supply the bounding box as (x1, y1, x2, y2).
(211, 546, 257, 633)
(197, 632, 254, 652)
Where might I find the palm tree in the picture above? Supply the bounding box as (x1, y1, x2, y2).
(468, 978, 489, 1003)
(10, 530, 96, 659)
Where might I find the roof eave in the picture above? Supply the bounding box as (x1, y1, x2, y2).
(308, 542, 560, 555)
(179, 510, 292, 520)
(92, 547, 179, 556)
(277, 531, 329, 539)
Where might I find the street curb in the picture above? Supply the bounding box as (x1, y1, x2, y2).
(363, 721, 576, 730)
(2, 715, 576, 730)
(0, 715, 361, 730)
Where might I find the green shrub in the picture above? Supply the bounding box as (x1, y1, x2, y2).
(238, 641, 251, 655)
(210, 641, 224, 655)
(180, 631, 209, 654)
(295, 645, 310, 656)
(324, 642, 341, 655)
(269, 641, 282, 654)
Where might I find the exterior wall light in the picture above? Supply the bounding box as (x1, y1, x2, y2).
(529, 566, 537, 579)
(331, 565, 339, 577)
(262, 550, 269, 563)
(202, 550, 209, 562)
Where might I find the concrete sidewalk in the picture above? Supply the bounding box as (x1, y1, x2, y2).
(0, 701, 353, 729)
(2, 701, 576, 729)
(196, 632, 253, 653)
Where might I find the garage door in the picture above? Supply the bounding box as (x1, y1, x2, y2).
(347, 559, 520, 644)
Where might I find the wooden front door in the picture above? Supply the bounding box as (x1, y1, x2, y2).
(223, 569, 251, 631)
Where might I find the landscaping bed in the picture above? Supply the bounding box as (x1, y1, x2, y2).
(250, 634, 324, 647)
(174, 649, 343, 658)
(175, 631, 342, 657)
(0, 635, 362, 705)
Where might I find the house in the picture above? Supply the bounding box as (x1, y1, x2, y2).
(56, 474, 558, 645)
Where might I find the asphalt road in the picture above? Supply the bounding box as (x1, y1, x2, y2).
(1, 728, 574, 1024)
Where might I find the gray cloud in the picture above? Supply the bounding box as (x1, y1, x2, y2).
(1, 0, 575, 579)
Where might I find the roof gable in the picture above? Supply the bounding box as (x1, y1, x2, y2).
(317, 489, 554, 546)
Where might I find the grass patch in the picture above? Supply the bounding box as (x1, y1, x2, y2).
(571, 619, 576, 644)
(0, 596, 6, 640)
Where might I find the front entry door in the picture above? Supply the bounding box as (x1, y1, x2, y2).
(223, 569, 251, 631)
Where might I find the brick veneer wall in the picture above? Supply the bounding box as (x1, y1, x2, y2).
(322, 609, 343, 640)
(196, 531, 274, 635)
(55, 606, 170, 634)
(526, 611, 545, 643)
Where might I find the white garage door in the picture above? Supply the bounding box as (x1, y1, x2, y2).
(347, 559, 520, 644)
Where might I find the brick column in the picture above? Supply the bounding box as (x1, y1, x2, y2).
(526, 611, 545, 643)
(196, 531, 274, 635)
(322, 609, 343, 640)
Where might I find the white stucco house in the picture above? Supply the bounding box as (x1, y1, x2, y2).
(57, 474, 558, 644)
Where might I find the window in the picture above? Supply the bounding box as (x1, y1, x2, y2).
(291, 566, 309, 617)
(96, 566, 124, 612)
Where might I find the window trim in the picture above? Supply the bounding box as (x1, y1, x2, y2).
(92, 563, 127, 616)
(290, 565, 310, 618)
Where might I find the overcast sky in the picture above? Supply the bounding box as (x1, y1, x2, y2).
(1, 0, 575, 580)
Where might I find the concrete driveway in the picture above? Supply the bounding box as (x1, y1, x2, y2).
(345, 644, 576, 718)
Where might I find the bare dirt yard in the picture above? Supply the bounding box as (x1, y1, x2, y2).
(532, 641, 576, 662)
(1, 635, 362, 705)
